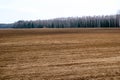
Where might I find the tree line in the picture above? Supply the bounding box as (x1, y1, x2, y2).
(13, 14, 120, 28)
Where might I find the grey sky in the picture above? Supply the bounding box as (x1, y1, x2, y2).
(0, 0, 120, 23)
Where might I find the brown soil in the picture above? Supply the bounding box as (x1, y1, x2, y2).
(0, 28, 120, 80)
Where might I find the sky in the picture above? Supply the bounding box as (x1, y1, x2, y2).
(0, 0, 120, 23)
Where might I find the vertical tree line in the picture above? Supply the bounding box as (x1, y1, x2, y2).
(13, 14, 120, 28)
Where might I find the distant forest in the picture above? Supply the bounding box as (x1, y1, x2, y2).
(0, 14, 120, 28)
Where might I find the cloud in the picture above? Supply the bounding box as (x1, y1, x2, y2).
(0, 0, 119, 23)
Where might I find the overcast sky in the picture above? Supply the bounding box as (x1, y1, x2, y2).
(0, 0, 120, 23)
